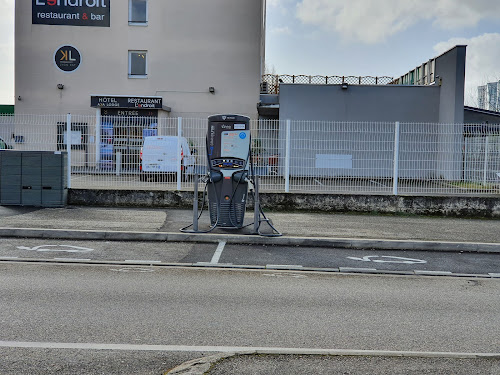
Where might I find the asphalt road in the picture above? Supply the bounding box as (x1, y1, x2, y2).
(0, 238, 499, 276)
(208, 354, 500, 375)
(1, 262, 499, 374)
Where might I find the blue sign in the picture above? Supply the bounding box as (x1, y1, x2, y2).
(239, 132, 247, 139)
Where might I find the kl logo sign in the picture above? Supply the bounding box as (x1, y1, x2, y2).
(60, 49, 77, 62)
(55, 45, 81, 72)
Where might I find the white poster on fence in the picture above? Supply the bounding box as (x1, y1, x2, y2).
(315, 154, 352, 169)
(63, 131, 82, 145)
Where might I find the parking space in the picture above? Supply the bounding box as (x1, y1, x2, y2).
(0, 238, 499, 276)
(220, 244, 500, 275)
(0, 238, 213, 264)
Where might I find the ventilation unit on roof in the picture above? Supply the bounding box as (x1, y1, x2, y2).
(260, 81, 269, 94)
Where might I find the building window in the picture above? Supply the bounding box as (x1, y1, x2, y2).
(129, 0, 148, 25)
(129, 51, 147, 78)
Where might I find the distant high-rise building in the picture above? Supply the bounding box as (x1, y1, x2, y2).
(478, 81, 500, 112)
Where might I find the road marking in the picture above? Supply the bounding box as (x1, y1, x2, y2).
(110, 267, 155, 273)
(16, 245, 94, 253)
(124, 260, 162, 263)
(0, 256, 19, 259)
(266, 265, 303, 269)
(489, 273, 500, 278)
(210, 241, 226, 264)
(54, 258, 92, 262)
(263, 273, 308, 278)
(414, 270, 453, 275)
(347, 255, 427, 264)
(0, 341, 498, 358)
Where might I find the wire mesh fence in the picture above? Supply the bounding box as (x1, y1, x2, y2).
(260, 75, 395, 94)
(1, 114, 499, 195)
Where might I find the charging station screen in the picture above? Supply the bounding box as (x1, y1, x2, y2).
(221, 131, 250, 159)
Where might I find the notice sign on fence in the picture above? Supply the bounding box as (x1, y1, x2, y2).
(32, 0, 110, 27)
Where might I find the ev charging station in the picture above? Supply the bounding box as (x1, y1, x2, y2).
(181, 114, 281, 236)
(206, 114, 250, 228)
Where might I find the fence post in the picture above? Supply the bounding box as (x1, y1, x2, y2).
(95, 108, 101, 169)
(253, 175, 260, 233)
(115, 151, 122, 176)
(66, 113, 72, 189)
(392, 121, 400, 195)
(285, 119, 291, 193)
(177, 117, 182, 191)
(483, 136, 490, 185)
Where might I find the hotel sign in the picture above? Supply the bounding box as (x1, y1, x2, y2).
(32, 0, 110, 27)
(91, 96, 163, 109)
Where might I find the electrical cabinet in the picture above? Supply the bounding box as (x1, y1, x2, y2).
(0, 151, 22, 205)
(0, 151, 67, 207)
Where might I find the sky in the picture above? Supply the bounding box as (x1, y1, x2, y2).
(266, 0, 500, 105)
(1, 0, 500, 105)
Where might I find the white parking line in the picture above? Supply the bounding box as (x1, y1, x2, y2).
(125, 260, 162, 263)
(0, 341, 498, 358)
(266, 265, 303, 269)
(54, 258, 92, 262)
(209, 241, 226, 264)
(414, 270, 453, 275)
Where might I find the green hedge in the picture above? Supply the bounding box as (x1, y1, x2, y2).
(0, 105, 14, 115)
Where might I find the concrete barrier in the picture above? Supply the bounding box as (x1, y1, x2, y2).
(68, 189, 500, 218)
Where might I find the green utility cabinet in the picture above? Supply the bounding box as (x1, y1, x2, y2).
(0, 151, 68, 207)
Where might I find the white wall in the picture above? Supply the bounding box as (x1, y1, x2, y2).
(15, 0, 264, 118)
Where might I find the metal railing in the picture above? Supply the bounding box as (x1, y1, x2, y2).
(1, 114, 499, 195)
(261, 74, 395, 94)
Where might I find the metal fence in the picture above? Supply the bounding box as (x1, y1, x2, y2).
(261, 74, 395, 94)
(1, 114, 499, 195)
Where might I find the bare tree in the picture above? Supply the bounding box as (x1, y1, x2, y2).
(467, 74, 500, 110)
(264, 61, 277, 75)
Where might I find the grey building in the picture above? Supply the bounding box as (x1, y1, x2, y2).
(258, 45, 466, 124)
(257, 46, 470, 181)
(465, 106, 500, 125)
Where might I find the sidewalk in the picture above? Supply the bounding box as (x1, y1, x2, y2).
(0, 205, 499, 252)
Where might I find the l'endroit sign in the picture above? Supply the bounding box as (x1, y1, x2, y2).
(32, 0, 110, 27)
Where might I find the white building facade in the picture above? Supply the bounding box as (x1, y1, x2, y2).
(15, 0, 266, 118)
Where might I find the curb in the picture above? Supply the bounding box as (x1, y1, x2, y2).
(166, 349, 500, 374)
(1, 227, 500, 253)
(0, 258, 498, 279)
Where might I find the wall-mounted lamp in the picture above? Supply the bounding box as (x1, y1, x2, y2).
(341, 82, 348, 90)
(209, 86, 215, 94)
(57, 83, 64, 90)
